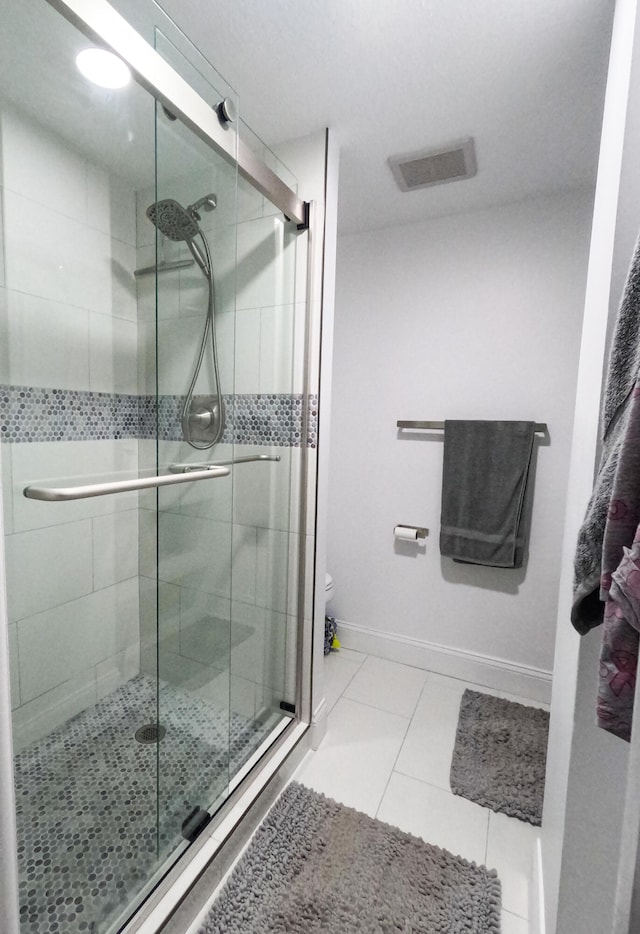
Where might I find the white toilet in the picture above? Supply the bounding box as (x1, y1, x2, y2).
(325, 573, 335, 612)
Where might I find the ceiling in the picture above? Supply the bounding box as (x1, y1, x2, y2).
(155, 0, 615, 234)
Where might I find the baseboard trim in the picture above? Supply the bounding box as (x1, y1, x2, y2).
(335, 619, 552, 704)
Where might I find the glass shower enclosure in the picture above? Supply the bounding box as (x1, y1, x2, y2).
(0, 0, 309, 930)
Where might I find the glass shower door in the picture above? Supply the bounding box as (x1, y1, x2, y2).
(148, 34, 239, 856)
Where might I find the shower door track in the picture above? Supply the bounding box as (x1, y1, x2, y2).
(46, 0, 309, 229)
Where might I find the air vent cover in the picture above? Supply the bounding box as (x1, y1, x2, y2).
(389, 138, 477, 192)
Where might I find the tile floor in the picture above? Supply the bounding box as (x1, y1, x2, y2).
(295, 649, 548, 934)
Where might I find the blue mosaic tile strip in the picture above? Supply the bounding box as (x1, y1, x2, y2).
(0, 386, 319, 448)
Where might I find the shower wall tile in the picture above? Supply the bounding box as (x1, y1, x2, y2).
(230, 674, 258, 719)
(0, 107, 87, 225)
(232, 523, 258, 605)
(179, 590, 231, 670)
(0, 287, 6, 381)
(8, 622, 19, 709)
(158, 511, 233, 598)
(136, 185, 156, 248)
(3, 189, 112, 316)
(235, 215, 295, 311)
(230, 602, 264, 684)
(234, 307, 261, 394)
(11, 669, 97, 752)
(155, 315, 213, 395)
(92, 509, 139, 590)
(5, 519, 93, 622)
(5, 290, 90, 390)
(0, 439, 13, 535)
(0, 195, 5, 289)
(86, 167, 137, 247)
(232, 444, 292, 531)
(95, 642, 140, 702)
(110, 237, 137, 322)
(292, 302, 308, 395)
(10, 439, 138, 533)
(16, 578, 138, 704)
(259, 304, 294, 394)
(89, 312, 139, 394)
(255, 526, 291, 615)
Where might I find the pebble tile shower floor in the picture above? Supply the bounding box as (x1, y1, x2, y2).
(14, 674, 268, 933)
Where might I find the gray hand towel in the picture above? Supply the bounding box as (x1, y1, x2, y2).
(439, 420, 536, 568)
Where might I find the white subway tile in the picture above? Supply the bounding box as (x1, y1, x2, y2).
(16, 581, 138, 703)
(110, 237, 137, 321)
(179, 590, 231, 670)
(158, 512, 233, 598)
(5, 289, 89, 389)
(89, 311, 139, 394)
(85, 163, 110, 235)
(0, 212, 5, 289)
(255, 526, 291, 614)
(235, 216, 294, 311)
(5, 519, 93, 621)
(233, 307, 261, 394)
(233, 444, 292, 531)
(1, 107, 87, 224)
(4, 189, 112, 316)
(0, 286, 9, 381)
(259, 304, 294, 394)
(231, 523, 257, 604)
(92, 509, 139, 590)
(156, 316, 213, 395)
(8, 622, 19, 709)
(11, 671, 97, 752)
(107, 176, 137, 246)
(11, 439, 139, 532)
(1, 440, 14, 535)
(95, 642, 140, 701)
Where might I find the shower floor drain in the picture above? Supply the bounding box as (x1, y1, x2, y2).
(134, 724, 166, 744)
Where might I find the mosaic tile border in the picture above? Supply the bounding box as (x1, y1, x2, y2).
(0, 386, 318, 447)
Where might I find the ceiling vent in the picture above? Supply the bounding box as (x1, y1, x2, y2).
(389, 138, 477, 192)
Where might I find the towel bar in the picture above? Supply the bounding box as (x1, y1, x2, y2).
(397, 420, 547, 434)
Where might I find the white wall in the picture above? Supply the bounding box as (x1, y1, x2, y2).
(328, 190, 593, 696)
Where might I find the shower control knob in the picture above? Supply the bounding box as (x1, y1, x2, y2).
(216, 97, 237, 127)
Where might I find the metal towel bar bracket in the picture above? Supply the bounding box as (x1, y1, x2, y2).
(23, 466, 230, 502)
(397, 420, 547, 434)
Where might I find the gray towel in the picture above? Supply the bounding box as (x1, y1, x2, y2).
(572, 234, 640, 634)
(440, 420, 535, 568)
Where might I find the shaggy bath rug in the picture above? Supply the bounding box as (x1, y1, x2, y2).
(450, 689, 550, 826)
(199, 781, 501, 933)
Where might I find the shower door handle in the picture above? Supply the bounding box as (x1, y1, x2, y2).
(23, 466, 230, 502)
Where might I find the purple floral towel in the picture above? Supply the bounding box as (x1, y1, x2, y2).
(595, 382, 640, 739)
(598, 540, 640, 741)
(573, 233, 640, 740)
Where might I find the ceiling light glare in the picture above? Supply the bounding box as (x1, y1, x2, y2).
(76, 48, 131, 89)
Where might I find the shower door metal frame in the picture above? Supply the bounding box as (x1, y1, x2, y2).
(46, 0, 309, 229)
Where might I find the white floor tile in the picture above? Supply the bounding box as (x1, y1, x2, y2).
(376, 771, 489, 865)
(499, 690, 550, 712)
(343, 655, 428, 717)
(295, 696, 409, 817)
(394, 680, 461, 790)
(323, 649, 366, 713)
(427, 671, 503, 699)
(486, 810, 539, 919)
(501, 909, 530, 934)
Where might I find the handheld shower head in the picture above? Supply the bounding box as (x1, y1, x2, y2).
(146, 198, 200, 241)
(146, 198, 209, 275)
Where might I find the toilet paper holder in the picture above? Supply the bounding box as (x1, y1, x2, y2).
(394, 524, 429, 540)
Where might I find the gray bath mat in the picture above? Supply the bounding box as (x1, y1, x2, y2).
(199, 781, 501, 933)
(450, 689, 549, 825)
